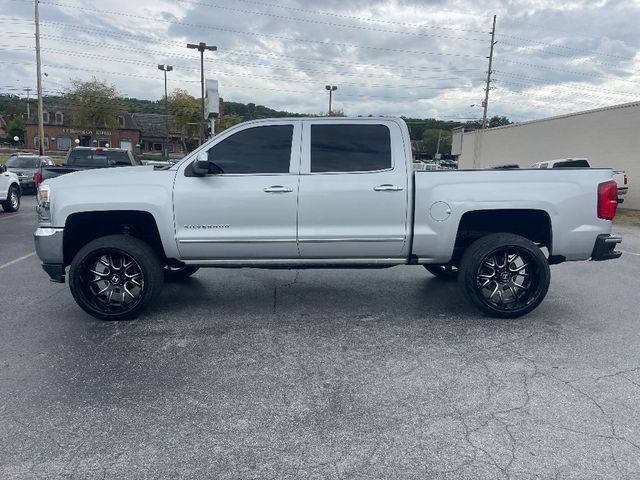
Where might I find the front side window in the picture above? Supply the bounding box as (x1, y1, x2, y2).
(208, 125, 293, 174)
(311, 124, 392, 173)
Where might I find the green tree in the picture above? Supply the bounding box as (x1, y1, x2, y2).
(6, 116, 25, 141)
(488, 115, 511, 128)
(421, 129, 452, 158)
(167, 89, 201, 151)
(65, 78, 126, 138)
(223, 113, 243, 130)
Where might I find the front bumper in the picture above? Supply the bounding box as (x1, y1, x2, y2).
(34, 227, 65, 282)
(590, 234, 622, 262)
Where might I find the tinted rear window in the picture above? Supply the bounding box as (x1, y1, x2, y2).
(67, 150, 136, 166)
(311, 124, 392, 172)
(553, 160, 590, 168)
(6, 157, 39, 168)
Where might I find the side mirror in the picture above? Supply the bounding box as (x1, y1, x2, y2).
(191, 151, 224, 176)
(192, 151, 210, 176)
(0, 164, 6, 173)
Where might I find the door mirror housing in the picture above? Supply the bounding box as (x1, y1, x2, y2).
(192, 151, 210, 176)
(191, 151, 224, 176)
(0, 164, 6, 173)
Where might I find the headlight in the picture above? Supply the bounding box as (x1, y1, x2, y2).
(37, 184, 51, 223)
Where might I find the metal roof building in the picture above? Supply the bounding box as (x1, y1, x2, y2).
(454, 102, 640, 209)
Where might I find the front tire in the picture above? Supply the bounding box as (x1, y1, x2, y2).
(1, 186, 20, 212)
(458, 233, 550, 318)
(69, 235, 164, 321)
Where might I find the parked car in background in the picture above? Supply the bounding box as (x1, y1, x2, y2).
(40, 147, 143, 183)
(4, 153, 55, 193)
(531, 158, 628, 202)
(0, 163, 21, 212)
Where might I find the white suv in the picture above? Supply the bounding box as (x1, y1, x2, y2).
(0, 163, 21, 212)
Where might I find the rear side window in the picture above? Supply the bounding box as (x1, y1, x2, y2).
(208, 125, 293, 174)
(311, 124, 392, 173)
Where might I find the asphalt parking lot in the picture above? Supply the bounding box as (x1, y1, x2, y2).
(1, 196, 640, 479)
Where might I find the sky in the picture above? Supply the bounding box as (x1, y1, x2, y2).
(1, 0, 639, 122)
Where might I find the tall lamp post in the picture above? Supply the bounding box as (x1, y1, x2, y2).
(187, 42, 217, 143)
(158, 64, 173, 158)
(325, 85, 337, 116)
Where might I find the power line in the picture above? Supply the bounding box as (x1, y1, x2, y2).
(37, 2, 487, 59)
(36, 31, 481, 76)
(173, 0, 490, 35)
(497, 34, 635, 61)
(493, 71, 640, 97)
(169, 0, 487, 42)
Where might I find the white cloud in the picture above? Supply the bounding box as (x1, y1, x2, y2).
(0, 0, 638, 121)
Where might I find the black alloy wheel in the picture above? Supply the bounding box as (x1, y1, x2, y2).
(459, 233, 550, 318)
(69, 235, 164, 321)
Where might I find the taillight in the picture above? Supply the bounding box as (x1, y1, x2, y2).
(598, 180, 618, 220)
(34, 172, 43, 187)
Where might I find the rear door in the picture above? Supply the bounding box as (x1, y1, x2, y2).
(297, 120, 410, 259)
(173, 121, 302, 260)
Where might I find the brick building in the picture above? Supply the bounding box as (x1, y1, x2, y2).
(25, 106, 187, 154)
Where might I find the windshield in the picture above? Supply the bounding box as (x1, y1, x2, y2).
(6, 157, 39, 168)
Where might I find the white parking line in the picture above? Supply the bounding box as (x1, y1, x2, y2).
(0, 252, 36, 270)
(0, 213, 22, 221)
(621, 250, 640, 257)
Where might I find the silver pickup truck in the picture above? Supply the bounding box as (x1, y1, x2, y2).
(34, 118, 622, 321)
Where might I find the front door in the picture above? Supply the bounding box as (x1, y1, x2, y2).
(297, 120, 410, 259)
(173, 122, 301, 260)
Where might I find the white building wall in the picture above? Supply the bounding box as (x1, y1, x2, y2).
(458, 102, 640, 209)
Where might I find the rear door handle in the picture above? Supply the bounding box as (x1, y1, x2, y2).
(264, 185, 293, 193)
(373, 184, 404, 192)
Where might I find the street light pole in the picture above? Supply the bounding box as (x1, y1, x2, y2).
(187, 42, 217, 143)
(158, 64, 173, 158)
(325, 85, 337, 116)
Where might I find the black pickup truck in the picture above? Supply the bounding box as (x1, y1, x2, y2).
(40, 147, 142, 183)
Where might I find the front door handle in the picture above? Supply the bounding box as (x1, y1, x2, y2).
(264, 185, 293, 193)
(373, 184, 404, 192)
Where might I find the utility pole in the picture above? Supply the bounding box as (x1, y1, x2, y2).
(187, 42, 217, 143)
(158, 64, 173, 158)
(481, 14, 497, 130)
(34, 0, 45, 155)
(325, 85, 337, 115)
(435, 129, 442, 158)
(24, 87, 32, 118)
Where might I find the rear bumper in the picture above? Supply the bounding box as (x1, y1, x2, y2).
(34, 227, 66, 282)
(590, 234, 622, 261)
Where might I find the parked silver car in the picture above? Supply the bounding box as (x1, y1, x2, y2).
(5, 154, 54, 192)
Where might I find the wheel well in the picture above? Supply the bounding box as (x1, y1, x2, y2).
(63, 211, 165, 266)
(453, 209, 552, 263)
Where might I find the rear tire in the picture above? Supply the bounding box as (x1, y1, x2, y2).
(69, 235, 164, 321)
(458, 233, 550, 318)
(1, 185, 20, 212)
(424, 264, 458, 281)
